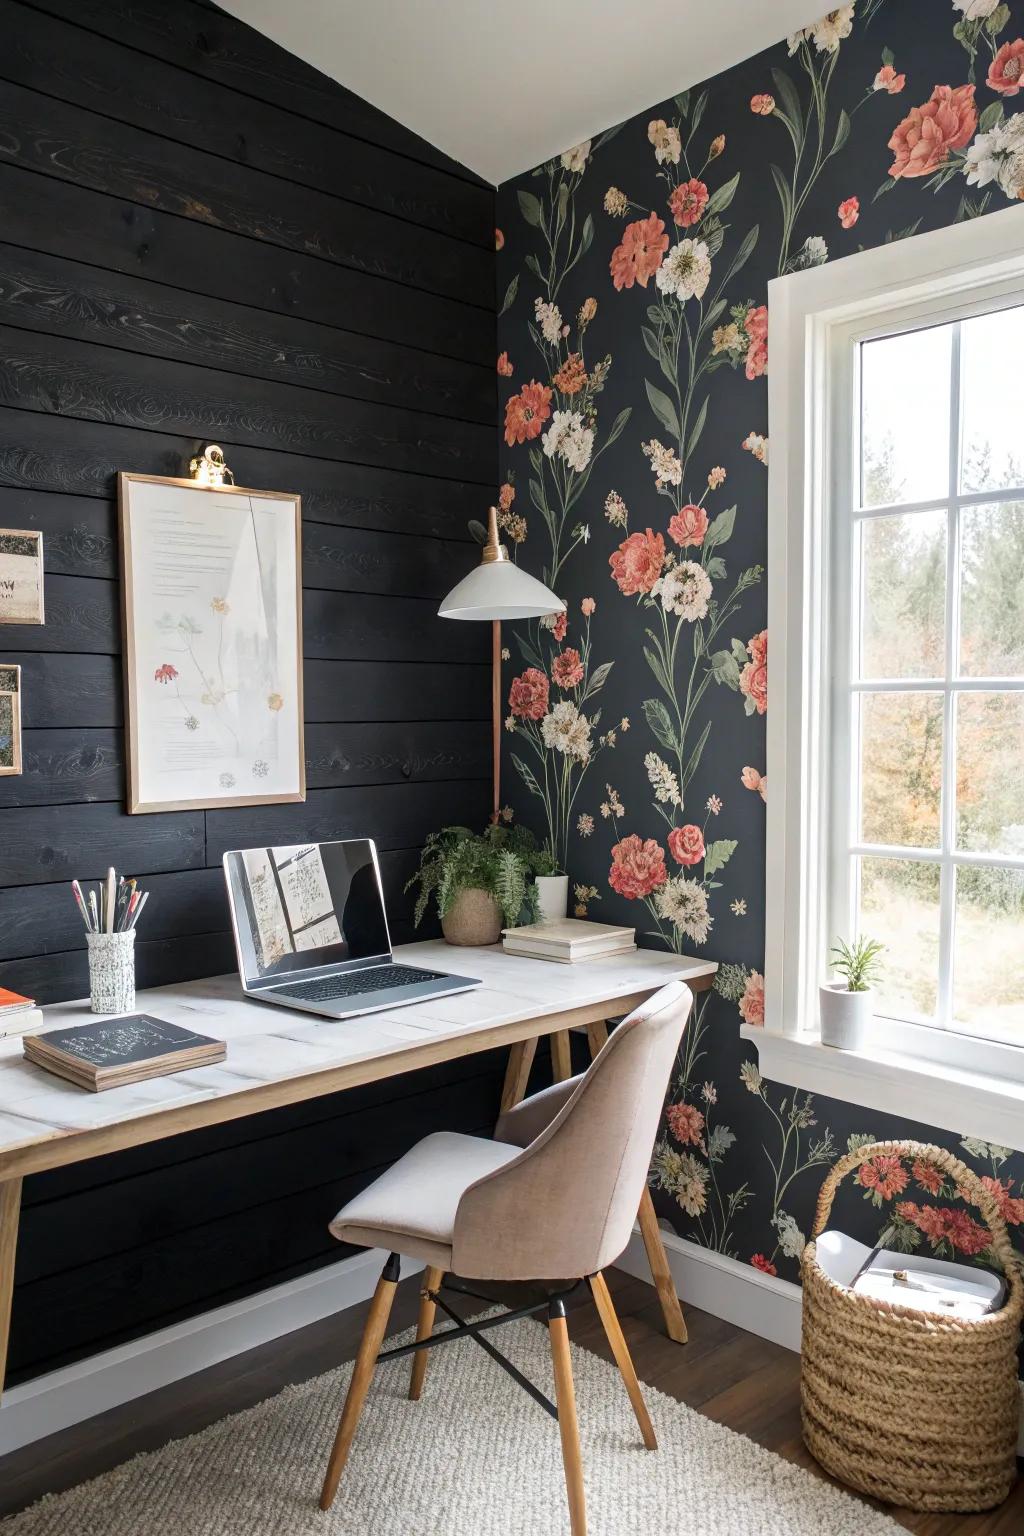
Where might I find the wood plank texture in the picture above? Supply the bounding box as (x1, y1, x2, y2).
(0, 0, 497, 1390)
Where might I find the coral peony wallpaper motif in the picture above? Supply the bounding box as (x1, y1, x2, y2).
(496, 0, 1024, 1281)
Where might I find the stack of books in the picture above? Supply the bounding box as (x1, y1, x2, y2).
(502, 918, 637, 964)
(0, 987, 44, 1037)
(23, 1014, 226, 1092)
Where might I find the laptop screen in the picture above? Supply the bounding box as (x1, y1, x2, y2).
(223, 839, 391, 985)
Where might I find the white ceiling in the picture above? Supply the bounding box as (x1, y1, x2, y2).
(222, 0, 822, 186)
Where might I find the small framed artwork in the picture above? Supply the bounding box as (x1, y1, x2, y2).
(0, 529, 44, 625)
(118, 473, 305, 815)
(0, 663, 22, 776)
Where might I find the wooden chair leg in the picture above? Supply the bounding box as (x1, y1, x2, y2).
(408, 1265, 445, 1401)
(637, 1187, 687, 1344)
(500, 1036, 537, 1112)
(587, 1273, 656, 1449)
(548, 1301, 587, 1536)
(550, 1029, 573, 1082)
(320, 1253, 400, 1510)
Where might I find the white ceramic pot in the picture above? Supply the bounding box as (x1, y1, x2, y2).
(819, 981, 873, 1050)
(535, 874, 569, 923)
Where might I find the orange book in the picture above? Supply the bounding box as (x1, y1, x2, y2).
(0, 987, 35, 1012)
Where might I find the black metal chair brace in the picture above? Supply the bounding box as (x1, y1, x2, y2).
(374, 1253, 584, 1420)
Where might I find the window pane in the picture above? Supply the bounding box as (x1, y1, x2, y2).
(959, 499, 1024, 676)
(860, 324, 952, 508)
(956, 692, 1024, 856)
(960, 306, 1024, 494)
(858, 511, 946, 678)
(858, 856, 940, 1020)
(952, 866, 1024, 1046)
(859, 692, 943, 848)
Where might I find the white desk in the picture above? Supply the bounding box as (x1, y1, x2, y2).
(0, 940, 716, 1396)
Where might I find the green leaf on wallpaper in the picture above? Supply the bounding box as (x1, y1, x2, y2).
(604, 406, 632, 449)
(641, 325, 661, 364)
(978, 100, 1005, 134)
(686, 397, 709, 461)
(644, 380, 681, 442)
(584, 660, 614, 700)
(705, 556, 727, 580)
(643, 643, 673, 697)
(704, 504, 736, 551)
(707, 1125, 736, 1161)
(831, 108, 851, 158)
(705, 171, 740, 219)
(704, 839, 738, 876)
(642, 698, 677, 752)
(674, 91, 691, 120)
(525, 253, 545, 282)
(498, 273, 519, 317)
(579, 213, 594, 257)
(881, 46, 895, 67)
(986, 3, 1011, 36)
(515, 631, 545, 671)
(529, 445, 543, 474)
(724, 223, 759, 287)
(702, 219, 726, 260)
(770, 66, 803, 134)
(510, 753, 544, 801)
(770, 163, 793, 227)
(680, 719, 711, 792)
(646, 304, 664, 326)
(710, 649, 741, 688)
(731, 636, 749, 663)
(517, 189, 543, 227)
(690, 89, 708, 136)
(872, 176, 896, 203)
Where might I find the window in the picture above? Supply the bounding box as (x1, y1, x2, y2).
(758, 206, 1024, 1150)
(835, 308, 1024, 1051)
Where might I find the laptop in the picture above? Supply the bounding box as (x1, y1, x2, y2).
(222, 838, 480, 1019)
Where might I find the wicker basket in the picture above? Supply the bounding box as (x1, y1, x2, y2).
(801, 1139, 1023, 1513)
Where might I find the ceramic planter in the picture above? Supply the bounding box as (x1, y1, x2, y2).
(441, 887, 502, 946)
(534, 874, 569, 923)
(819, 981, 873, 1050)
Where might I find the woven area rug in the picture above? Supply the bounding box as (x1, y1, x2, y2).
(2, 1317, 903, 1535)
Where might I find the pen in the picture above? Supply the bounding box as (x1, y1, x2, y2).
(89, 889, 100, 934)
(128, 890, 149, 931)
(105, 867, 116, 934)
(71, 879, 92, 932)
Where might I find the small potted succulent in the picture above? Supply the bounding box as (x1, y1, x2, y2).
(531, 847, 569, 922)
(820, 935, 885, 1050)
(406, 824, 546, 946)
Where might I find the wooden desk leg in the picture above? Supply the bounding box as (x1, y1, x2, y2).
(550, 1030, 573, 1083)
(0, 1176, 23, 1400)
(500, 1036, 537, 1113)
(637, 1187, 687, 1344)
(584, 1019, 608, 1057)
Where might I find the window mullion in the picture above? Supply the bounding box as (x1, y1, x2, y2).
(936, 322, 962, 1029)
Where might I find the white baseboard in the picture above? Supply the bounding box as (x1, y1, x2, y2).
(618, 1224, 1024, 1455)
(0, 1248, 421, 1457)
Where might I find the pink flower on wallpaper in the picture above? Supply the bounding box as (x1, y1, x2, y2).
(668, 503, 709, 548)
(988, 39, 1024, 96)
(668, 824, 705, 867)
(581, 596, 596, 616)
(741, 765, 765, 799)
(551, 610, 568, 643)
(608, 834, 667, 900)
(503, 380, 552, 446)
(978, 1175, 1024, 1225)
(496, 350, 514, 377)
(750, 1253, 777, 1275)
(739, 629, 768, 715)
(896, 1202, 991, 1256)
(873, 64, 905, 94)
(154, 663, 179, 683)
(495, 228, 505, 250)
(837, 195, 860, 229)
(738, 970, 765, 1027)
(609, 213, 669, 290)
(498, 481, 515, 513)
(912, 1158, 945, 1195)
(551, 647, 584, 689)
(887, 84, 977, 179)
(856, 1154, 909, 1201)
(666, 1101, 705, 1148)
(609, 528, 665, 594)
(744, 304, 768, 380)
(669, 177, 709, 227)
(750, 94, 775, 116)
(508, 667, 549, 720)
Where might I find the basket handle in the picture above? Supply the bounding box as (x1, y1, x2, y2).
(810, 1139, 1019, 1274)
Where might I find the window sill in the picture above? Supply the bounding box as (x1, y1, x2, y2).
(740, 1025, 1024, 1154)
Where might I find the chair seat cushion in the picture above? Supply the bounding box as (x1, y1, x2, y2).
(329, 1131, 521, 1269)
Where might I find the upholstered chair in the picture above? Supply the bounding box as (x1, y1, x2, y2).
(319, 978, 692, 1534)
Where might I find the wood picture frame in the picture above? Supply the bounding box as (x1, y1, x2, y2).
(118, 473, 305, 815)
(0, 530, 44, 626)
(0, 663, 22, 776)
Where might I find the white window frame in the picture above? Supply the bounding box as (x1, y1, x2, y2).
(754, 203, 1024, 1152)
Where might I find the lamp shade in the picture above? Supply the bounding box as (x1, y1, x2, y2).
(438, 557, 564, 621)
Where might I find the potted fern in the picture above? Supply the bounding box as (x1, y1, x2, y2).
(406, 824, 545, 946)
(820, 936, 885, 1050)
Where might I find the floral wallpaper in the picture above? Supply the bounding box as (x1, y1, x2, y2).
(495, 0, 1024, 1282)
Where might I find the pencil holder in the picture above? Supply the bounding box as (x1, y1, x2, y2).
(87, 931, 136, 1015)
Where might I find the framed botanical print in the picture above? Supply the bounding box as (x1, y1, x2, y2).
(0, 529, 44, 625)
(118, 473, 305, 815)
(0, 664, 22, 776)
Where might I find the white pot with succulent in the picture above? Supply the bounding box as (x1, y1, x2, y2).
(820, 936, 885, 1051)
(533, 848, 568, 922)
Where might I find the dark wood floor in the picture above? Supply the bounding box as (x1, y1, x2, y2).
(0, 1267, 1019, 1532)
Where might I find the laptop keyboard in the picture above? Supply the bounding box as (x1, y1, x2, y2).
(272, 964, 442, 1004)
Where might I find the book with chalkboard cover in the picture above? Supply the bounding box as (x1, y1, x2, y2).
(23, 1014, 226, 1092)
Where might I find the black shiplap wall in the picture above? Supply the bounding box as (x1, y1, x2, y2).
(0, 0, 499, 1384)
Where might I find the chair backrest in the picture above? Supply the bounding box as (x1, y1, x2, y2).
(452, 979, 692, 1281)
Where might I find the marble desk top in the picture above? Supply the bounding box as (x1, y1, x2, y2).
(0, 941, 716, 1178)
